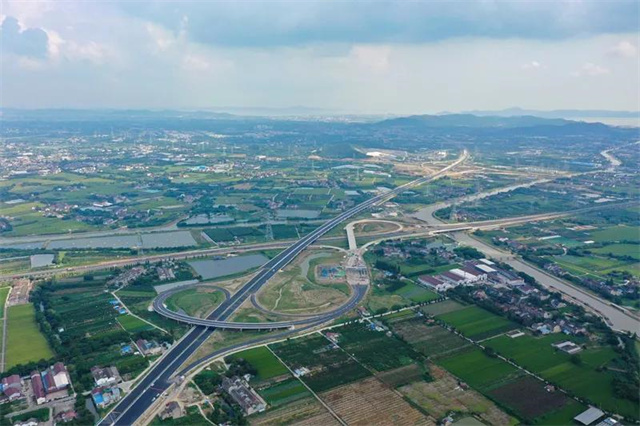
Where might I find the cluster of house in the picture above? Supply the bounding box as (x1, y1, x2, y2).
(109, 299, 127, 315)
(31, 362, 72, 405)
(418, 259, 524, 292)
(136, 339, 165, 356)
(90, 366, 122, 409)
(221, 376, 266, 415)
(156, 265, 176, 281)
(1, 375, 24, 403)
(545, 263, 638, 298)
(0, 363, 72, 406)
(108, 266, 146, 286)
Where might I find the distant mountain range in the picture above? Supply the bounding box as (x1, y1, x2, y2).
(456, 107, 639, 119)
(374, 113, 571, 129)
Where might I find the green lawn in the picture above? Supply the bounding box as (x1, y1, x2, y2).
(165, 288, 225, 317)
(117, 314, 153, 332)
(227, 347, 289, 382)
(0, 286, 10, 317)
(436, 306, 517, 340)
(6, 304, 54, 368)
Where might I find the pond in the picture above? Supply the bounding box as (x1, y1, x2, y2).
(276, 209, 320, 219)
(188, 254, 268, 280)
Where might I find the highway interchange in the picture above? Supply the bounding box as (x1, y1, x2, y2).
(98, 151, 469, 425)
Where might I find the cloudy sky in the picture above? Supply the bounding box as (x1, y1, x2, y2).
(1, 1, 638, 113)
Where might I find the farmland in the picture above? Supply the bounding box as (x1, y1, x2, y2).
(250, 398, 337, 426)
(320, 377, 428, 426)
(28, 275, 170, 392)
(391, 318, 470, 358)
(484, 334, 640, 419)
(258, 379, 309, 407)
(0, 286, 10, 317)
(5, 304, 53, 368)
(226, 347, 288, 382)
(399, 365, 515, 425)
(436, 305, 517, 340)
(437, 347, 522, 391)
(270, 334, 371, 392)
(331, 323, 423, 372)
(117, 314, 154, 333)
(489, 377, 573, 423)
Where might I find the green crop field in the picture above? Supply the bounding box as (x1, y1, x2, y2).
(437, 347, 521, 391)
(393, 281, 440, 303)
(258, 378, 309, 407)
(0, 286, 10, 317)
(117, 314, 153, 333)
(335, 323, 423, 372)
(485, 334, 639, 419)
(227, 347, 288, 382)
(592, 244, 640, 260)
(6, 304, 54, 368)
(270, 334, 372, 392)
(590, 225, 640, 243)
(436, 306, 517, 340)
(533, 400, 587, 426)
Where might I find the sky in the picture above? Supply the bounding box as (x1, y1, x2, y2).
(1, 1, 639, 114)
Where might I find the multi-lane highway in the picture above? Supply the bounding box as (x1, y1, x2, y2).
(99, 152, 468, 426)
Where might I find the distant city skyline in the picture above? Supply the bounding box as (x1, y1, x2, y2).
(1, 0, 638, 112)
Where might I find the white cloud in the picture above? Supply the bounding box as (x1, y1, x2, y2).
(609, 40, 638, 58)
(521, 60, 545, 70)
(572, 62, 610, 77)
(349, 45, 391, 73)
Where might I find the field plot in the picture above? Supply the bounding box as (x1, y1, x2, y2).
(437, 347, 522, 391)
(258, 379, 310, 407)
(320, 377, 430, 426)
(399, 365, 514, 426)
(592, 243, 640, 261)
(250, 398, 339, 426)
(5, 304, 53, 368)
(333, 323, 423, 372)
(393, 281, 440, 303)
(0, 286, 10, 317)
(376, 364, 425, 388)
(485, 334, 639, 419)
(391, 319, 470, 358)
(227, 347, 288, 382)
(270, 334, 371, 392)
(590, 225, 640, 243)
(117, 314, 153, 333)
(436, 306, 517, 340)
(165, 287, 225, 318)
(489, 377, 570, 422)
(420, 299, 466, 316)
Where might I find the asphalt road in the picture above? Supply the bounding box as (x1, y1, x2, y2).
(99, 152, 467, 426)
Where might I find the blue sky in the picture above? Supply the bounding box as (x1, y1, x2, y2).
(1, 1, 638, 112)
